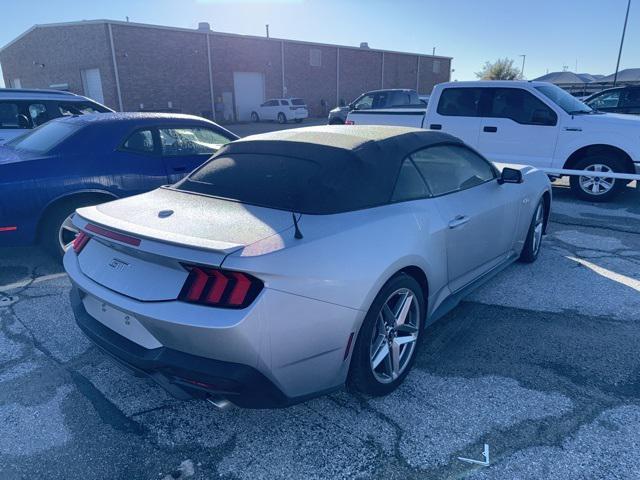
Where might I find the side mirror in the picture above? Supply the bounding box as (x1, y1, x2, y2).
(498, 167, 523, 184)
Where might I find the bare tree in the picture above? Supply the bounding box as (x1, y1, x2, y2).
(475, 58, 523, 80)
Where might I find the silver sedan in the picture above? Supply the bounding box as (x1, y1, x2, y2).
(64, 126, 551, 408)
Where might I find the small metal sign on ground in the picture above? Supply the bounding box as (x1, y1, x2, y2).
(458, 443, 490, 467)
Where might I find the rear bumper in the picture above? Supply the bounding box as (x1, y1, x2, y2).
(70, 286, 322, 408)
(64, 248, 360, 407)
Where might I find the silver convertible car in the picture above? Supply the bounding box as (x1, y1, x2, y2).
(64, 126, 551, 408)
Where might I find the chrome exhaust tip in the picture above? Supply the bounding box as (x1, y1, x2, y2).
(206, 396, 232, 410)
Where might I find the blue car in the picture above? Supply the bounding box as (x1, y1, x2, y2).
(0, 112, 238, 257)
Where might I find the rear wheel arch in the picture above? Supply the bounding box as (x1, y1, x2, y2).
(37, 191, 117, 239)
(563, 144, 634, 172)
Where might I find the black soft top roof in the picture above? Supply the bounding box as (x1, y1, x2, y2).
(178, 126, 462, 214)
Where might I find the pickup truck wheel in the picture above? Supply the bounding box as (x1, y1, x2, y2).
(277, 113, 287, 124)
(250, 112, 259, 122)
(569, 156, 625, 202)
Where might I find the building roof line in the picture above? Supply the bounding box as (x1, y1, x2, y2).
(0, 19, 453, 60)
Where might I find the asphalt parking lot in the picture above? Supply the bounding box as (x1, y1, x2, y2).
(1, 175, 640, 478)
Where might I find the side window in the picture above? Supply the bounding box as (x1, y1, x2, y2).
(122, 129, 154, 153)
(28, 103, 49, 126)
(159, 127, 225, 156)
(588, 90, 620, 109)
(264, 100, 278, 107)
(390, 92, 411, 107)
(437, 88, 482, 116)
(391, 158, 430, 202)
(622, 89, 640, 108)
(488, 88, 557, 125)
(373, 92, 390, 109)
(0, 102, 24, 129)
(412, 145, 496, 196)
(280, 100, 290, 106)
(353, 94, 374, 110)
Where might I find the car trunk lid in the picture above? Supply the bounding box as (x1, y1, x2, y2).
(73, 187, 294, 301)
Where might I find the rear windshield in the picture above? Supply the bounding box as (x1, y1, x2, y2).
(175, 151, 384, 214)
(6, 121, 80, 153)
(291, 99, 306, 105)
(176, 154, 330, 213)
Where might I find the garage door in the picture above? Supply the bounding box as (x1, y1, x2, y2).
(233, 72, 265, 121)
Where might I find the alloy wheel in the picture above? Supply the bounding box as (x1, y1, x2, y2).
(579, 164, 615, 196)
(369, 288, 420, 383)
(532, 202, 544, 255)
(58, 214, 79, 252)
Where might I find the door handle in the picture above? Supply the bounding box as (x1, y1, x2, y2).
(448, 215, 470, 229)
(429, 124, 442, 130)
(483, 126, 497, 133)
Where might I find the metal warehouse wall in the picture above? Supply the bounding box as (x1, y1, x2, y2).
(0, 21, 452, 119)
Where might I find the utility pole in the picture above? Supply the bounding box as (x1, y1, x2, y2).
(265, 24, 270, 39)
(519, 54, 526, 78)
(613, 0, 631, 86)
(432, 47, 436, 56)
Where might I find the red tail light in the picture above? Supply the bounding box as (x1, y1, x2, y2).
(72, 231, 90, 254)
(178, 265, 263, 309)
(345, 120, 354, 125)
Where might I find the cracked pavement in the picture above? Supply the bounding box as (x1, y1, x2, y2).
(1, 183, 640, 479)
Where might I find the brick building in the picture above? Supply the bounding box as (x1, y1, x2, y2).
(0, 20, 451, 120)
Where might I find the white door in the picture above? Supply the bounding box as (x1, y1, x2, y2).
(477, 88, 559, 168)
(233, 72, 265, 121)
(81, 68, 105, 104)
(428, 87, 482, 148)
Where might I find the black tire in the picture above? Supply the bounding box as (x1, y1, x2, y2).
(294, 118, 303, 123)
(519, 198, 546, 263)
(250, 112, 259, 122)
(569, 155, 626, 202)
(40, 197, 105, 260)
(348, 273, 425, 396)
(277, 112, 287, 124)
(329, 118, 344, 125)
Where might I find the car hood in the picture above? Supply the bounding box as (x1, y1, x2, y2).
(330, 106, 349, 113)
(578, 112, 640, 128)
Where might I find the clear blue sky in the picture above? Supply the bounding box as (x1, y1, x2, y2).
(1, 0, 638, 87)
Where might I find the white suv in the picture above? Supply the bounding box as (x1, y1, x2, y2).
(0, 89, 113, 144)
(251, 98, 309, 124)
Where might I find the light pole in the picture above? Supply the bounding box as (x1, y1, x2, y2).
(613, 0, 631, 86)
(519, 54, 526, 78)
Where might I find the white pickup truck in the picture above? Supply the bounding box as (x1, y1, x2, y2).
(346, 80, 640, 201)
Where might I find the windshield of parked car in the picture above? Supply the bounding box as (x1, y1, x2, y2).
(58, 101, 112, 116)
(535, 84, 593, 114)
(5, 121, 80, 153)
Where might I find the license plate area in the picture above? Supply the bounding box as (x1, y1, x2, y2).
(83, 294, 162, 349)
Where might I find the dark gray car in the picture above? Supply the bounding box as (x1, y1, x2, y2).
(328, 89, 422, 124)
